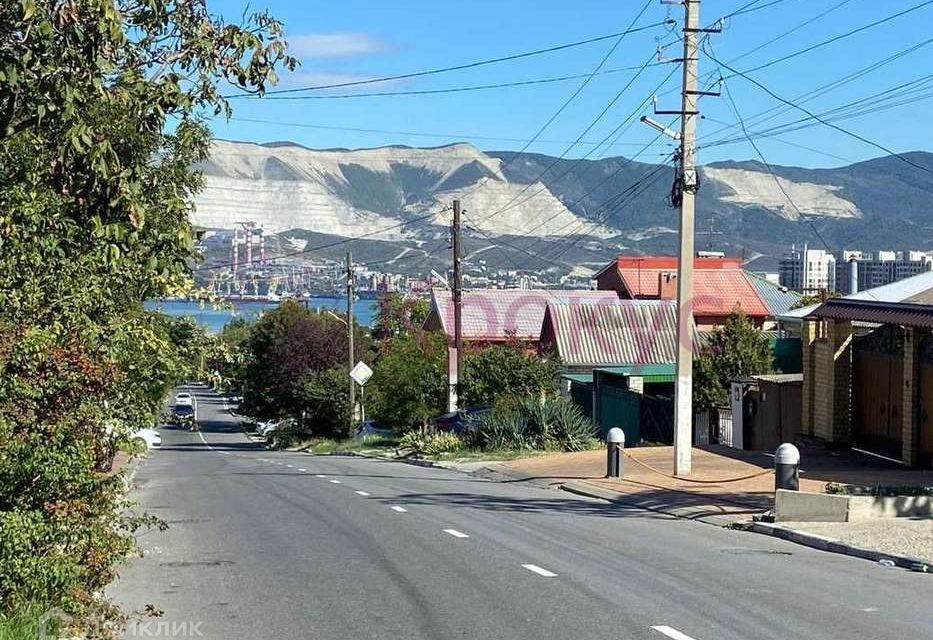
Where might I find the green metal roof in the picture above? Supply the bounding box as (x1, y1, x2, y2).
(596, 364, 676, 377)
(560, 373, 593, 384)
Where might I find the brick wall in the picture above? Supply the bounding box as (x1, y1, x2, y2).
(808, 320, 852, 444)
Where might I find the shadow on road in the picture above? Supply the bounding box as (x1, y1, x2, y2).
(377, 491, 679, 520)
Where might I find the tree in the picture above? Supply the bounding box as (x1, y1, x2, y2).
(0, 0, 293, 628)
(372, 293, 431, 340)
(242, 301, 365, 421)
(369, 332, 448, 432)
(293, 368, 351, 439)
(461, 341, 559, 407)
(693, 309, 774, 409)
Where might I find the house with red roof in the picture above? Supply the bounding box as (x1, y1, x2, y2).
(423, 288, 622, 347)
(593, 255, 779, 329)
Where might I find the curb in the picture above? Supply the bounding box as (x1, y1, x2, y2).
(744, 522, 931, 573)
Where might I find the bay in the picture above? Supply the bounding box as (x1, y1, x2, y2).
(146, 297, 379, 334)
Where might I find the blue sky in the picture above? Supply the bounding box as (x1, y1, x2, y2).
(206, 0, 933, 168)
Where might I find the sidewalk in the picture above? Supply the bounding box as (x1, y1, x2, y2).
(496, 445, 933, 527)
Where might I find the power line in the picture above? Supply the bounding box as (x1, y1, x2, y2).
(700, 34, 933, 145)
(226, 20, 672, 99)
(227, 116, 670, 148)
(719, 77, 880, 301)
(732, 0, 933, 78)
(451, 0, 663, 212)
(706, 51, 933, 176)
(250, 63, 661, 100)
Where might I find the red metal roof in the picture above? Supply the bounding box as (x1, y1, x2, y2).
(603, 255, 770, 318)
(426, 289, 621, 341)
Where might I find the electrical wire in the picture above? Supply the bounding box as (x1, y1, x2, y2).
(707, 51, 933, 176)
(225, 20, 672, 98)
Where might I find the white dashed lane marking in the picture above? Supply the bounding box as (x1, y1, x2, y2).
(298, 468, 307, 472)
(650, 626, 698, 640)
(315, 474, 327, 478)
(521, 564, 557, 578)
(329, 479, 342, 484)
(354, 491, 370, 496)
(390, 506, 408, 513)
(443, 529, 469, 539)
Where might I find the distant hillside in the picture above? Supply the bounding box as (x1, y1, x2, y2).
(191, 141, 933, 273)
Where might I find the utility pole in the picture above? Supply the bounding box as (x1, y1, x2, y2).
(346, 251, 356, 434)
(673, 0, 701, 475)
(450, 200, 463, 412)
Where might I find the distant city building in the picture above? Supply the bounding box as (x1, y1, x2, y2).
(834, 250, 933, 294)
(780, 245, 933, 293)
(778, 246, 836, 292)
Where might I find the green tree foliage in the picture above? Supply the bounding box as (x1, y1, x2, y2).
(693, 309, 774, 409)
(242, 301, 364, 422)
(461, 342, 559, 407)
(369, 332, 448, 432)
(372, 293, 431, 340)
(0, 0, 293, 628)
(294, 368, 351, 439)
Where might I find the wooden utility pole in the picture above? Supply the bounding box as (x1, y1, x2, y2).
(450, 200, 463, 411)
(346, 251, 356, 433)
(673, 0, 701, 475)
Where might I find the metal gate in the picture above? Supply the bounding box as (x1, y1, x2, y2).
(919, 334, 933, 467)
(852, 325, 904, 459)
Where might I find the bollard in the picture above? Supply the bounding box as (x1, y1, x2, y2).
(774, 443, 800, 492)
(606, 428, 625, 478)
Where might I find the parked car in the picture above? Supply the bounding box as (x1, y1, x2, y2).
(430, 405, 491, 435)
(174, 391, 193, 406)
(131, 428, 162, 449)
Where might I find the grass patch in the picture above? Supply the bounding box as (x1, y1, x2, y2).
(299, 436, 400, 455)
(423, 447, 551, 462)
(0, 608, 63, 640)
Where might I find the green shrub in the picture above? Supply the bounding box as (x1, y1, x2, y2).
(398, 431, 465, 457)
(476, 396, 596, 452)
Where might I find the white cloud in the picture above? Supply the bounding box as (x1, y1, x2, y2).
(287, 32, 388, 59)
(275, 70, 391, 91)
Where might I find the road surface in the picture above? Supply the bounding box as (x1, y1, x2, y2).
(111, 386, 933, 640)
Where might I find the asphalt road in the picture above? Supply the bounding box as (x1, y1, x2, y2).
(110, 386, 933, 640)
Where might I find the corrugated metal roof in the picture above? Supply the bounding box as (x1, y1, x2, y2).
(427, 288, 620, 341)
(812, 298, 933, 329)
(544, 300, 684, 367)
(747, 273, 803, 316)
(849, 271, 933, 303)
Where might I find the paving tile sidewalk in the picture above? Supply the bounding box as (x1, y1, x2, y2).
(496, 445, 933, 526)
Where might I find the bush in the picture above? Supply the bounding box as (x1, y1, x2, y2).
(476, 396, 597, 452)
(369, 333, 447, 432)
(398, 431, 465, 457)
(462, 342, 559, 407)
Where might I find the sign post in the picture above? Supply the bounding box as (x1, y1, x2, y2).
(349, 361, 373, 427)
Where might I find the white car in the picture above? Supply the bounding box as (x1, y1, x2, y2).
(174, 392, 193, 407)
(131, 428, 162, 449)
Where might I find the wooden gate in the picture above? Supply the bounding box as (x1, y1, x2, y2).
(852, 325, 904, 459)
(919, 334, 933, 467)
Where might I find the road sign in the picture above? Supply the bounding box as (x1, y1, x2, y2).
(349, 361, 373, 386)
